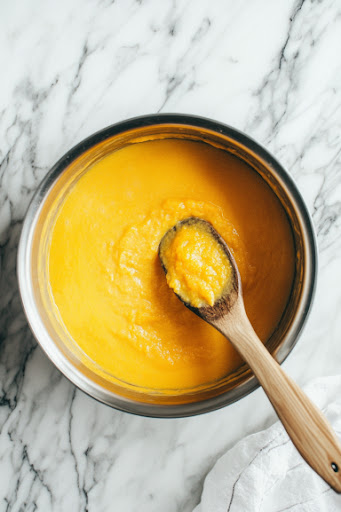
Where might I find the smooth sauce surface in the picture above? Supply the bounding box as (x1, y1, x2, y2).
(160, 219, 233, 308)
(49, 139, 295, 391)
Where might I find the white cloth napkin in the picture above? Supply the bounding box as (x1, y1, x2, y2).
(194, 375, 341, 512)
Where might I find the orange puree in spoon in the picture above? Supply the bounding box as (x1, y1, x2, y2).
(48, 139, 295, 391)
(159, 218, 233, 308)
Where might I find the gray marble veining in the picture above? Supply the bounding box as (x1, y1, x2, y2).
(1, 0, 341, 510)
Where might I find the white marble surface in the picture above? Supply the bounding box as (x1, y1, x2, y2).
(1, 0, 341, 510)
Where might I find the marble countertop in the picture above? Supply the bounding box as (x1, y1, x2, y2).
(1, 0, 341, 510)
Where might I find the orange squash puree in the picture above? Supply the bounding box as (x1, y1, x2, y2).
(160, 219, 233, 308)
(48, 139, 295, 391)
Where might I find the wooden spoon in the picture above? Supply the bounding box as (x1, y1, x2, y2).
(159, 217, 341, 492)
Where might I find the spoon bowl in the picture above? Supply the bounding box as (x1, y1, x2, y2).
(159, 217, 241, 320)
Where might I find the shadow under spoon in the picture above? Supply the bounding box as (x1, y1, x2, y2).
(159, 217, 341, 493)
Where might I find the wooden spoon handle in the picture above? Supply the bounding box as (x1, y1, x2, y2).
(218, 301, 341, 492)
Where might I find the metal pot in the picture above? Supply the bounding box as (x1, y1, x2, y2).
(17, 114, 317, 417)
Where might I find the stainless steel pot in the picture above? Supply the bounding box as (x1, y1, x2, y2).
(17, 114, 317, 417)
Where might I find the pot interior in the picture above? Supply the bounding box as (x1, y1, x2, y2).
(25, 121, 312, 413)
